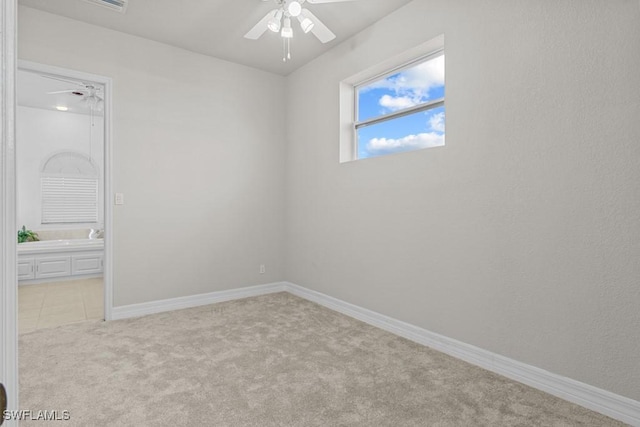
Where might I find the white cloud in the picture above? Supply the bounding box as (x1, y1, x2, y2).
(378, 95, 420, 111)
(428, 112, 445, 132)
(390, 55, 445, 95)
(369, 55, 445, 113)
(366, 55, 445, 96)
(367, 132, 445, 154)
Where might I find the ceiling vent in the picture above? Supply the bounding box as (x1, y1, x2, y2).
(82, 0, 128, 13)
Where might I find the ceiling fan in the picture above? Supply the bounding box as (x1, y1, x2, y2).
(245, 0, 356, 61)
(43, 75, 104, 111)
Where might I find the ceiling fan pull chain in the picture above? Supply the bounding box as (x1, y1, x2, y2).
(89, 106, 94, 162)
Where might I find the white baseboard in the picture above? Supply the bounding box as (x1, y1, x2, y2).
(108, 280, 640, 426)
(19, 273, 102, 286)
(111, 282, 287, 320)
(284, 282, 640, 427)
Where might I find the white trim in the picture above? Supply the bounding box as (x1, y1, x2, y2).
(103, 74, 114, 321)
(111, 282, 287, 320)
(1, 0, 19, 424)
(354, 48, 444, 91)
(283, 282, 640, 427)
(18, 274, 103, 286)
(17, 60, 115, 322)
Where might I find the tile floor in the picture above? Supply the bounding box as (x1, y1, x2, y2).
(18, 277, 103, 334)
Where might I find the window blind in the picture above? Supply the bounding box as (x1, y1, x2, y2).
(41, 176, 99, 224)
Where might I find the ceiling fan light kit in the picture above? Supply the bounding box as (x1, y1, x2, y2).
(287, 1, 303, 17)
(268, 10, 284, 32)
(298, 12, 314, 33)
(282, 17, 293, 38)
(245, 0, 351, 62)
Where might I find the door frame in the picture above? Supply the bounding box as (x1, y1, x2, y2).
(1, 0, 18, 424)
(1, 45, 115, 423)
(17, 60, 114, 322)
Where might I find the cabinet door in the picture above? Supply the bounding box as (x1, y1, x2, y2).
(17, 258, 35, 280)
(72, 254, 103, 275)
(35, 256, 71, 279)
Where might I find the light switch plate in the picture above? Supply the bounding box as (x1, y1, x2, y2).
(114, 193, 124, 205)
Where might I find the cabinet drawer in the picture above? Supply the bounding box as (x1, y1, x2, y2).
(72, 254, 103, 275)
(18, 258, 35, 280)
(35, 256, 71, 279)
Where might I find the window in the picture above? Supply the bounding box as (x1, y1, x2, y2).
(41, 176, 99, 224)
(40, 151, 99, 224)
(340, 35, 445, 162)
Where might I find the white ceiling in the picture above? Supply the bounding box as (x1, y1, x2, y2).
(18, 69, 104, 115)
(18, 0, 413, 75)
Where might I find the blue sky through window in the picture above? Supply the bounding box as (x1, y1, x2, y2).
(356, 54, 445, 159)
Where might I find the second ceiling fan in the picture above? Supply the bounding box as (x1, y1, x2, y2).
(44, 75, 104, 112)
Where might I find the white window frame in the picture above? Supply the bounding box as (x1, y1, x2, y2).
(340, 34, 445, 163)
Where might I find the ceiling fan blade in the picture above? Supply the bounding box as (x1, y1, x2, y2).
(47, 90, 80, 95)
(306, 0, 357, 3)
(244, 9, 277, 40)
(41, 74, 86, 87)
(303, 9, 336, 43)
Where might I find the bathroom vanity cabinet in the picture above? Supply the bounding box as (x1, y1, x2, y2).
(17, 240, 104, 284)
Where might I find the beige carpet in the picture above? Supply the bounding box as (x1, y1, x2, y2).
(19, 292, 625, 426)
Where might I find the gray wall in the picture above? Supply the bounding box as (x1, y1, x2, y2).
(285, 0, 640, 401)
(19, 6, 286, 306)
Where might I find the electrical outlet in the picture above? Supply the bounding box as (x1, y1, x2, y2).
(259, 264, 265, 274)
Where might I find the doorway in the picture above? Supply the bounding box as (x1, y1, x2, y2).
(16, 62, 113, 329)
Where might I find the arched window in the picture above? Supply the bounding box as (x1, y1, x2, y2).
(41, 151, 99, 224)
